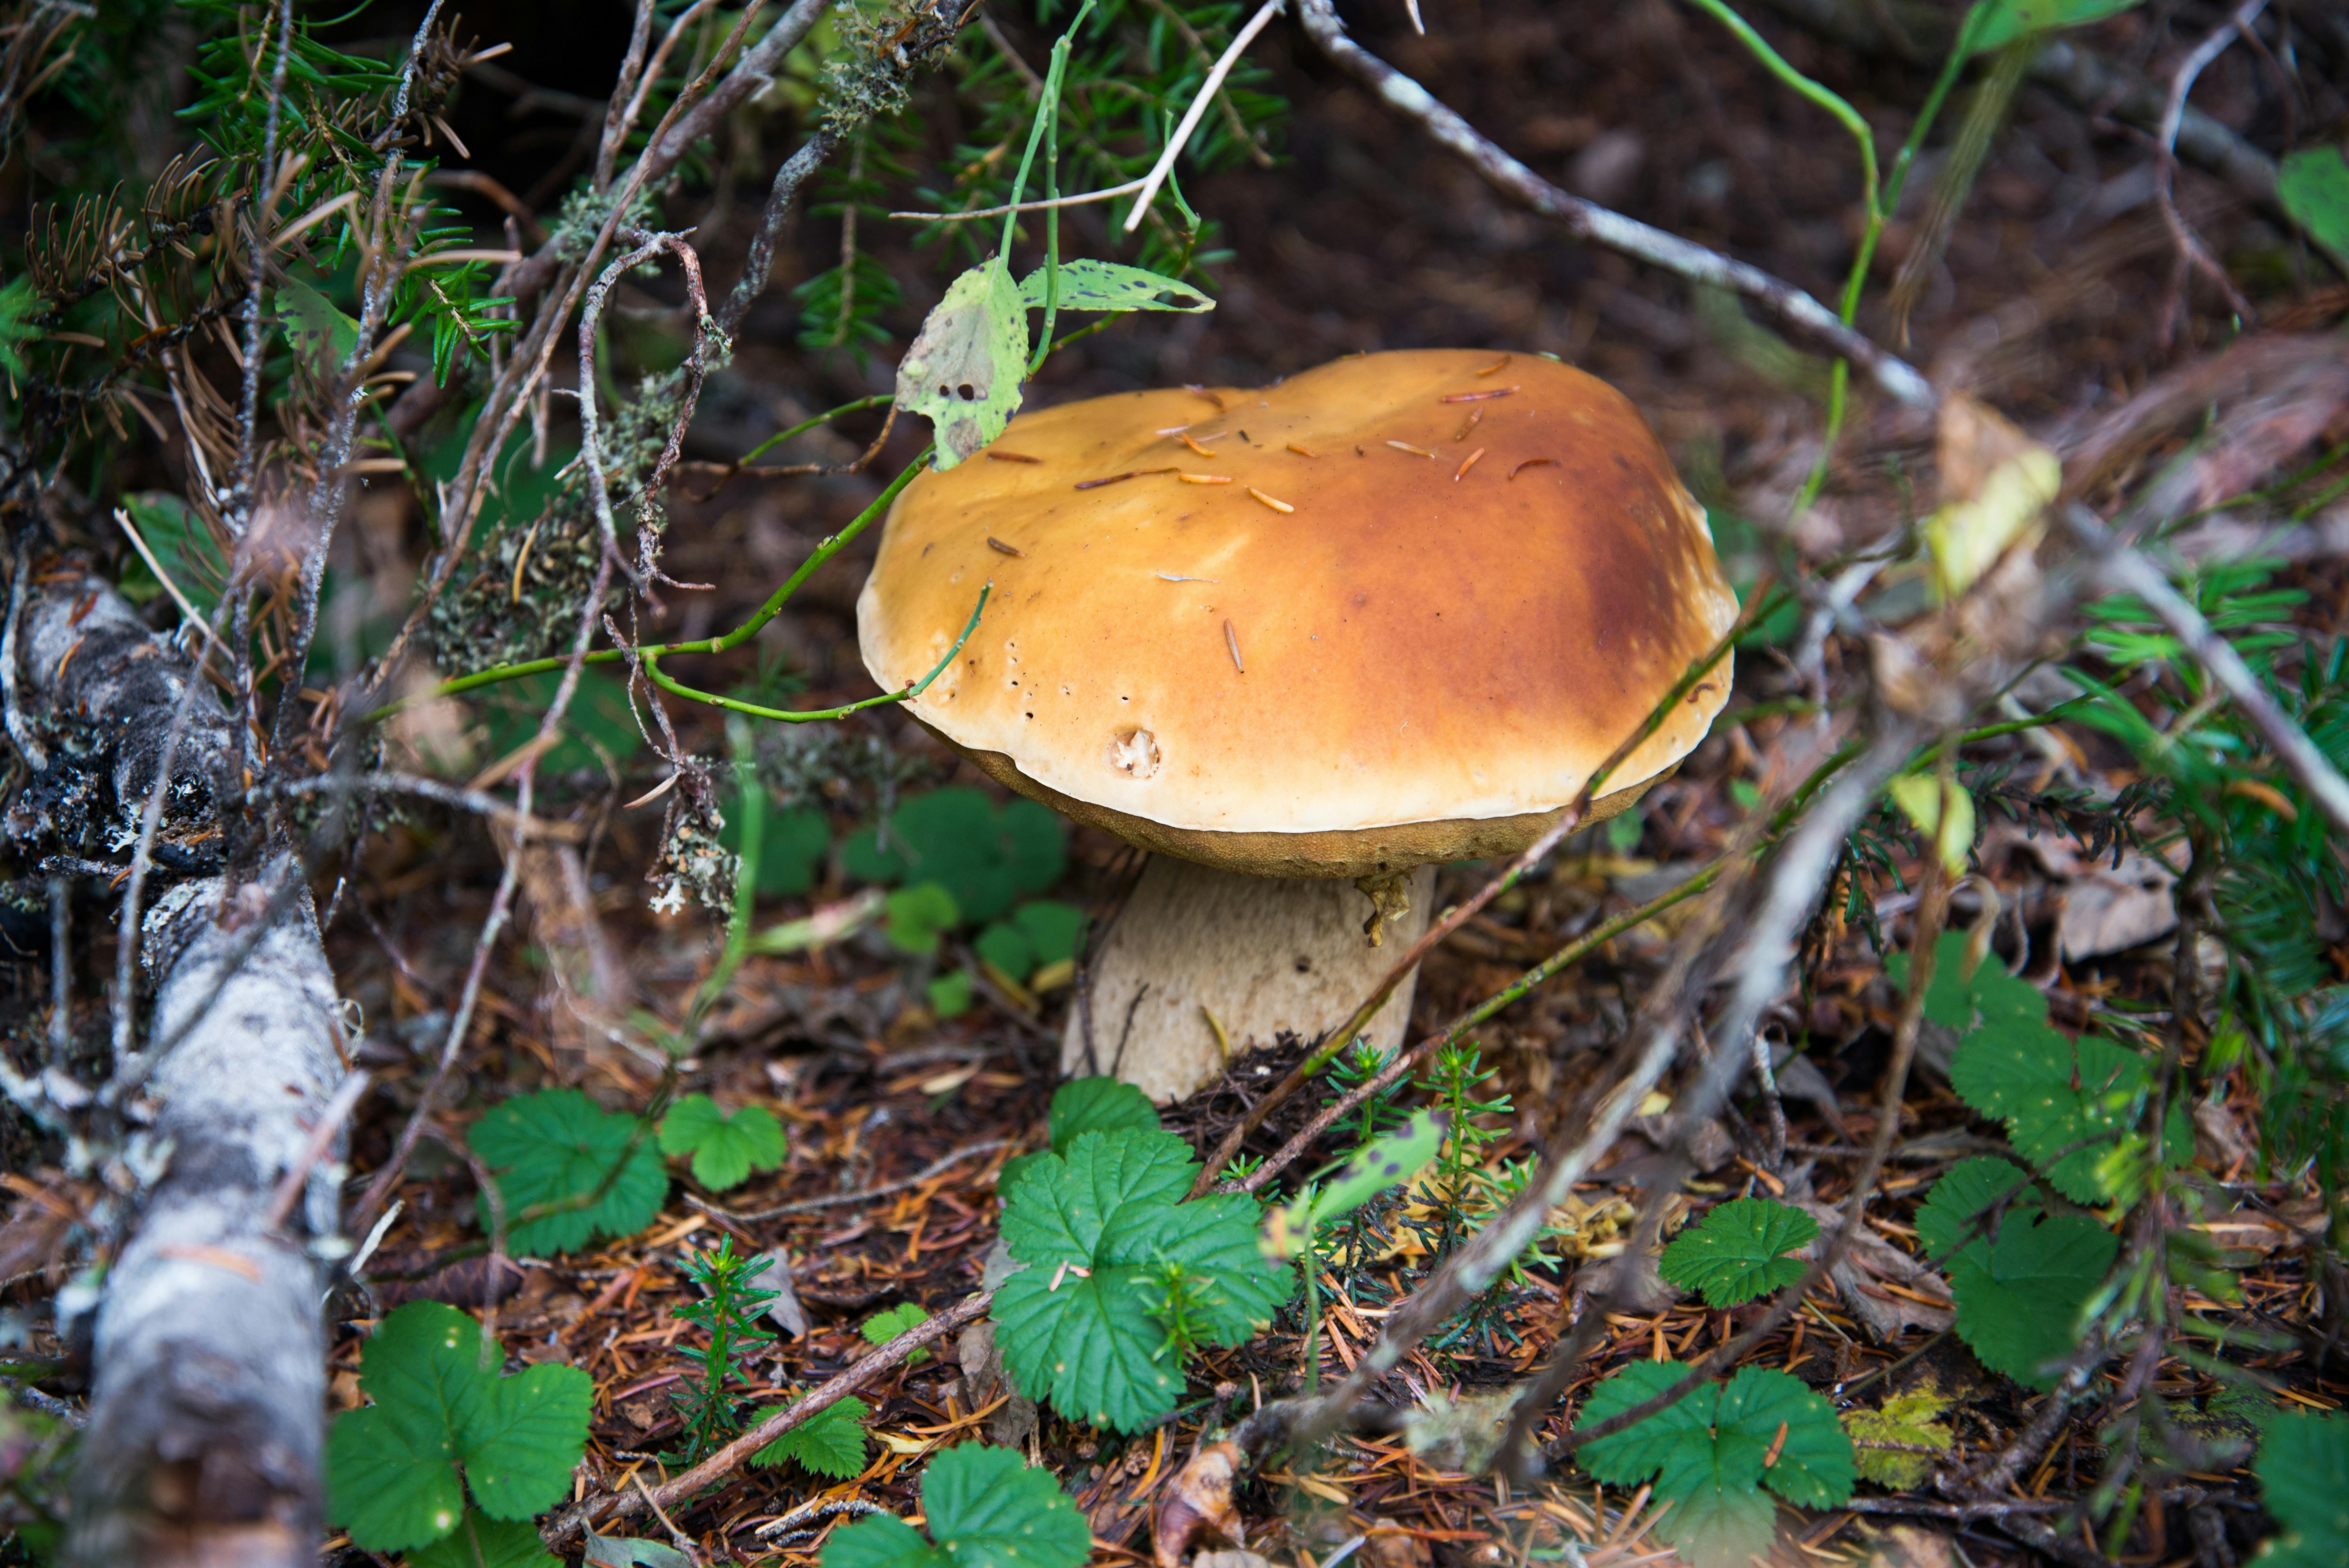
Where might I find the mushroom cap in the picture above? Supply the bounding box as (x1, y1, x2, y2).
(858, 348, 1739, 879)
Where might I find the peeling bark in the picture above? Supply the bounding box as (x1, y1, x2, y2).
(6, 560, 345, 1568)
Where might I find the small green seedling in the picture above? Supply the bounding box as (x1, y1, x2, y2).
(863, 1302, 932, 1364)
(821, 1442, 1090, 1568)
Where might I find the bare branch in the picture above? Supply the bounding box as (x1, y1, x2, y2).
(1292, 0, 1935, 409)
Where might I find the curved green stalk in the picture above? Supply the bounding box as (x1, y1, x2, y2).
(373, 449, 933, 720)
(640, 580, 989, 724)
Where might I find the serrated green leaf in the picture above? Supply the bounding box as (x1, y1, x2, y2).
(1944, 1206, 2118, 1391)
(1049, 1078, 1160, 1149)
(821, 1444, 1089, 1568)
(863, 1303, 931, 1365)
(1576, 1364, 1849, 1568)
(1721, 1368, 1854, 1509)
(1005, 1077, 1159, 1197)
(1914, 1156, 2037, 1259)
(458, 1362, 592, 1520)
(1843, 1392, 1954, 1489)
(1578, 1361, 1710, 1486)
(752, 1396, 871, 1479)
(326, 1303, 589, 1554)
(826, 1512, 943, 1568)
(2253, 1409, 2349, 1568)
(327, 1401, 467, 1553)
(1951, 1018, 2158, 1202)
(409, 1509, 562, 1568)
(327, 1303, 480, 1551)
(995, 1129, 1288, 1431)
(1658, 1197, 1819, 1308)
(896, 263, 1028, 468)
(657, 1095, 787, 1192)
(1016, 259, 1213, 314)
(1260, 1111, 1446, 1261)
(470, 1088, 667, 1257)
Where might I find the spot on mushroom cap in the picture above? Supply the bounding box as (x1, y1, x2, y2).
(857, 349, 1739, 878)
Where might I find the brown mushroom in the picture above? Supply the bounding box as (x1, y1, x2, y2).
(859, 348, 1738, 1101)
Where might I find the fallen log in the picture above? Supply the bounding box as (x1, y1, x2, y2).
(7, 558, 348, 1568)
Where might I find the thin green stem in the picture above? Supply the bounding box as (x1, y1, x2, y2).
(1682, 0, 1877, 217)
(640, 580, 989, 723)
(375, 450, 932, 719)
(733, 393, 895, 468)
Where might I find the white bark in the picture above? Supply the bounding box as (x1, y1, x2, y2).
(69, 867, 345, 1568)
(1062, 858, 1435, 1103)
(10, 561, 345, 1567)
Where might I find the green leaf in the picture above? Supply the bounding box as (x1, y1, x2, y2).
(469, 1088, 667, 1258)
(1950, 1018, 2162, 1202)
(1048, 1078, 1160, 1150)
(2253, 1409, 2349, 1568)
(2279, 147, 2349, 271)
(1004, 1077, 1162, 1198)
(1915, 1156, 2037, 1259)
(458, 1363, 593, 1520)
(1967, 0, 2142, 53)
(885, 882, 961, 956)
(325, 1303, 590, 1554)
(0, 275, 40, 381)
(752, 1396, 871, 1479)
(119, 492, 230, 620)
(327, 1303, 479, 1551)
(1658, 1197, 1820, 1308)
(863, 1303, 932, 1365)
(722, 796, 832, 898)
(995, 1129, 1289, 1431)
(928, 969, 975, 1018)
(821, 1444, 1090, 1568)
(974, 920, 1037, 983)
(1260, 1110, 1447, 1262)
(1842, 1392, 1954, 1489)
(896, 262, 1028, 468)
(1936, 1190, 2117, 1391)
(277, 271, 360, 374)
(1016, 259, 1213, 314)
(1577, 1364, 1850, 1568)
(657, 1095, 787, 1192)
(843, 789, 1065, 923)
(408, 1510, 562, 1568)
(1012, 901, 1087, 968)
(584, 1528, 698, 1567)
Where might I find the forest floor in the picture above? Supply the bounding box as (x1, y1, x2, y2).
(6, 1, 2345, 1565)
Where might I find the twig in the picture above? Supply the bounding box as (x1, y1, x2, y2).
(548, 1288, 993, 1545)
(717, 1140, 1011, 1220)
(1119, 0, 1282, 233)
(1192, 585, 1762, 1196)
(263, 1068, 371, 1231)
(2153, 0, 2264, 346)
(1292, 0, 1933, 409)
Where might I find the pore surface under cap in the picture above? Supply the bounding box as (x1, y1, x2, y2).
(859, 348, 1739, 854)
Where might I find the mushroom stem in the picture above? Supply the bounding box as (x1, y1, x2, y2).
(1062, 858, 1436, 1104)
